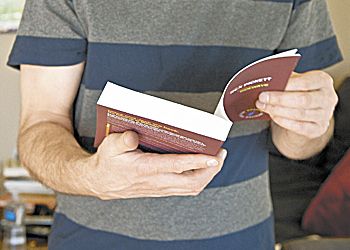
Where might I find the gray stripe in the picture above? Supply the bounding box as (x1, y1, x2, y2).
(81, 0, 291, 49)
(75, 88, 269, 138)
(20, 0, 292, 50)
(74, 86, 100, 137)
(278, 0, 335, 49)
(229, 120, 269, 138)
(18, 0, 86, 39)
(56, 171, 272, 240)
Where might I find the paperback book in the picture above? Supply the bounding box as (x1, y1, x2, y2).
(94, 50, 301, 155)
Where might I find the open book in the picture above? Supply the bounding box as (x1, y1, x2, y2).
(94, 50, 300, 155)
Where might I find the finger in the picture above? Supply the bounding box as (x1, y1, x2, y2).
(256, 101, 327, 122)
(104, 168, 222, 199)
(99, 155, 226, 200)
(285, 71, 333, 91)
(99, 131, 139, 156)
(272, 116, 329, 139)
(152, 162, 223, 194)
(135, 149, 227, 175)
(258, 90, 323, 109)
(183, 162, 223, 190)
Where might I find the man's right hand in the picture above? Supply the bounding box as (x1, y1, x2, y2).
(19, 64, 226, 200)
(82, 131, 227, 200)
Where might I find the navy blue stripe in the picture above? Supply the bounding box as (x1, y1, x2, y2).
(277, 36, 343, 73)
(208, 129, 269, 187)
(82, 43, 272, 92)
(256, 0, 292, 3)
(76, 129, 269, 188)
(253, 0, 309, 9)
(293, 0, 311, 9)
(49, 213, 274, 250)
(9, 36, 342, 91)
(7, 35, 273, 92)
(255, 0, 293, 3)
(7, 36, 87, 69)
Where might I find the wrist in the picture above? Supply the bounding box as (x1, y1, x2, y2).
(52, 149, 93, 196)
(72, 152, 99, 197)
(271, 118, 334, 160)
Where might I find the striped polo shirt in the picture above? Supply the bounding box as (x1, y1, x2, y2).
(8, 0, 342, 249)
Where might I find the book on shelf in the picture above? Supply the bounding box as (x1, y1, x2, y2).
(94, 50, 301, 155)
(1, 160, 54, 196)
(3, 180, 54, 196)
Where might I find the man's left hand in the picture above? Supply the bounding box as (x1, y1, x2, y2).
(256, 71, 338, 139)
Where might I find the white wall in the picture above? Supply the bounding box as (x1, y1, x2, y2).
(0, 0, 349, 160)
(325, 0, 350, 88)
(0, 34, 19, 161)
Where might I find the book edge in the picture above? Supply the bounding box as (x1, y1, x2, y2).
(97, 82, 232, 141)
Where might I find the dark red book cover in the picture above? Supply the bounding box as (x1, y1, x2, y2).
(94, 50, 301, 155)
(95, 107, 225, 155)
(214, 50, 301, 121)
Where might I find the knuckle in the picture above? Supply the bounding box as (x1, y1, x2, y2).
(323, 108, 334, 121)
(313, 109, 326, 121)
(321, 92, 337, 110)
(331, 93, 339, 107)
(320, 122, 330, 134)
(97, 142, 111, 157)
(305, 122, 328, 139)
(137, 156, 156, 176)
(103, 133, 120, 146)
(300, 94, 311, 106)
(171, 158, 184, 173)
(319, 71, 334, 87)
(296, 109, 306, 119)
(136, 164, 147, 176)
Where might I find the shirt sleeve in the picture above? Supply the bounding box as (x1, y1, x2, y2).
(276, 0, 343, 72)
(7, 0, 87, 68)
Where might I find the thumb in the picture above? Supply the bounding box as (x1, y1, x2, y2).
(99, 131, 139, 156)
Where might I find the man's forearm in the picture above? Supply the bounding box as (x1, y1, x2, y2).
(19, 121, 91, 195)
(271, 117, 334, 160)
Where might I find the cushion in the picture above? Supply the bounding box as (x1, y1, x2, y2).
(302, 149, 350, 236)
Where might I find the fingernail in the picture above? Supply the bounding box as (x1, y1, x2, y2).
(206, 159, 219, 167)
(218, 149, 227, 160)
(259, 93, 269, 103)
